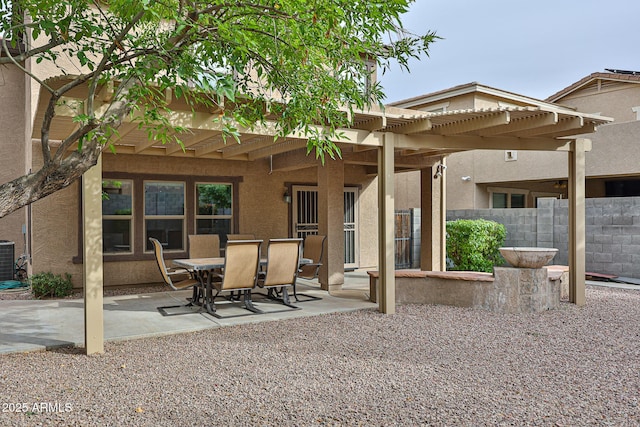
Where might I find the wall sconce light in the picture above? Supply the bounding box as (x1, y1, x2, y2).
(433, 162, 447, 179)
(461, 176, 472, 182)
(283, 189, 291, 203)
(553, 180, 567, 189)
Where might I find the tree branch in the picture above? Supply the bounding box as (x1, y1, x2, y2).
(1, 38, 56, 94)
(87, 3, 147, 114)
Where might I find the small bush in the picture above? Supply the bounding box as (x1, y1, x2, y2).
(446, 219, 506, 272)
(30, 272, 73, 299)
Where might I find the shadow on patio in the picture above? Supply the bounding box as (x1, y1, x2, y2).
(0, 272, 375, 355)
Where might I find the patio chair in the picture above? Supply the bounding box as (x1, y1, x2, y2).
(149, 237, 200, 316)
(207, 239, 263, 318)
(256, 238, 302, 309)
(226, 233, 255, 241)
(298, 235, 326, 280)
(291, 235, 326, 302)
(188, 234, 220, 258)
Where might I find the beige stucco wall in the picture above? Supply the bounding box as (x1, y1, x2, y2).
(394, 170, 420, 210)
(395, 148, 570, 210)
(407, 91, 532, 113)
(30, 149, 379, 287)
(396, 81, 640, 210)
(555, 82, 640, 122)
(584, 121, 640, 177)
(552, 82, 640, 178)
(0, 64, 30, 258)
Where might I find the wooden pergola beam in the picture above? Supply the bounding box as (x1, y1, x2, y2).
(478, 112, 558, 136)
(248, 139, 308, 161)
(432, 111, 510, 135)
(165, 130, 217, 155)
(388, 117, 432, 134)
(221, 135, 271, 158)
(396, 134, 591, 152)
(512, 116, 584, 138)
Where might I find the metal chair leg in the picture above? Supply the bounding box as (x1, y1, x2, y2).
(243, 290, 263, 314)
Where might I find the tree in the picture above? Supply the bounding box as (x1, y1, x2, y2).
(0, 0, 437, 218)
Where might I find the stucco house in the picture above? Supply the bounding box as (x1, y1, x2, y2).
(1, 11, 614, 353)
(393, 69, 640, 210)
(0, 64, 607, 286)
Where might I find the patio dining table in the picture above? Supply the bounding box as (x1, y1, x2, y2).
(173, 257, 311, 315)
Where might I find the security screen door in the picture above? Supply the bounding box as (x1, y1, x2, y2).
(292, 185, 359, 269)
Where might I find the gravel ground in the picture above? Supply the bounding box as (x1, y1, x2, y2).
(1, 285, 639, 426)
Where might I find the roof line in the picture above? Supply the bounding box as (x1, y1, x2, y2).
(389, 82, 564, 111)
(546, 71, 640, 103)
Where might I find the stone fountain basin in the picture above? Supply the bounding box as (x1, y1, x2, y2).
(499, 247, 558, 269)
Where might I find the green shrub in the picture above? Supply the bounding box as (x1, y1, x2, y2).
(446, 219, 506, 272)
(30, 272, 73, 298)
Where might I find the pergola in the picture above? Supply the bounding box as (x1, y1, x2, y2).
(35, 78, 612, 354)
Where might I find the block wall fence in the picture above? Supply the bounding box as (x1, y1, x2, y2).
(407, 196, 640, 279)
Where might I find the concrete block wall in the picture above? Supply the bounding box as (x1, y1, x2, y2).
(447, 208, 539, 248)
(581, 197, 640, 278)
(433, 196, 640, 279)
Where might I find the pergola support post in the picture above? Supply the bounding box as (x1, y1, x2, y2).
(83, 155, 104, 354)
(378, 133, 395, 314)
(318, 157, 345, 292)
(568, 138, 587, 306)
(420, 158, 447, 271)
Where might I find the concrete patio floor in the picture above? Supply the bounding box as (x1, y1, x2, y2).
(1, 269, 634, 356)
(0, 271, 376, 355)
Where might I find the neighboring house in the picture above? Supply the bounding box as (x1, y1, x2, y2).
(393, 70, 640, 210)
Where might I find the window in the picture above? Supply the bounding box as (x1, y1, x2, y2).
(102, 180, 133, 253)
(93, 174, 239, 261)
(144, 181, 185, 251)
(605, 179, 640, 197)
(488, 187, 528, 208)
(195, 183, 233, 242)
(492, 192, 508, 208)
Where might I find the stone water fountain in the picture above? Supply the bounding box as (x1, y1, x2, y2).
(494, 247, 561, 312)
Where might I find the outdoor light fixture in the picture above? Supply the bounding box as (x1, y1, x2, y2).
(553, 180, 568, 189)
(433, 162, 447, 179)
(461, 176, 472, 181)
(283, 189, 291, 203)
